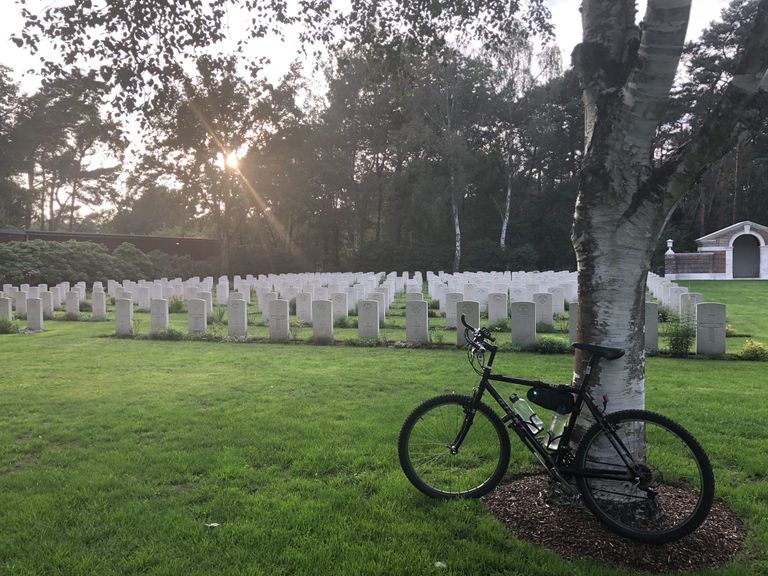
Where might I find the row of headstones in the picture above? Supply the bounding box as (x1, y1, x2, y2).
(646, 273, 727, 355)
(0, 290, 111, 332)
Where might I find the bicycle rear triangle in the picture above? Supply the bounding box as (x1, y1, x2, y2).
(398, 314, 714, 544)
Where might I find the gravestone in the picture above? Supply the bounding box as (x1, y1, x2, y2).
(406, 300, 429, 345)
(644, 302, 659, 354)
(91, 291, 107, 321)
(26, 298, 43, 331)
(261, 292, 277, 322)
(568, 302, 578, 343)
(137, 286, 151, 311)
(115, 298, 133, 336)
(548, 286, 565, 315)
(296, 292, 312, 324)
(406, 292, 423, 301)
(198, 291, 213, 314)
(358, 300, 380, 339)
(456, 301, 480, 346)
(228, 299, 248, 338)
(312, 300, 333, 343)
(371, 292, 386, 324)
(331, 293, 348, 321)
(269, 299, 290, 341)
(65, 291, 80, 319)
(13, 291, 27, 315)
(0, 296, 12, 321)
(532, 292, 553, 328)
(150, 299, 169, 334)
(488, 293, 508, 325)
(445, 293, 464, 329)
(510, 302, 536, 346)
(41, 291, 54, 320)
(696, 303, 726, 356)
(188, 299, 207, 333)
(680, 293, 704, 325)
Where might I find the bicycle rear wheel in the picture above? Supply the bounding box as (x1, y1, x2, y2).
(575, 410, 714, 543)
(398, 394, 510, 498)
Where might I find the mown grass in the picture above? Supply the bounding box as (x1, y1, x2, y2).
(1, 318, 767, 575)
(675, 281, 768, 353)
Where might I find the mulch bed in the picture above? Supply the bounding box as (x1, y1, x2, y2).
(484, 474, 744, 573)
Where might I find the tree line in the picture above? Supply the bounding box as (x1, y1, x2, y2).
(0, 0, 766, 277)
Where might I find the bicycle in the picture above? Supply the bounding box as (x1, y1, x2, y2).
(398, 315, 714, 544)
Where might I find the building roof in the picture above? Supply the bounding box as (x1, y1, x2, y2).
(695, 220, 768, 243)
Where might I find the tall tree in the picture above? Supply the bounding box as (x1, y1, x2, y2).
(570, 0, 768, 427)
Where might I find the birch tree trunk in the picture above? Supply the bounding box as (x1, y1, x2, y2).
(572, 0, 768, 437)
(499, 169, 512, 249)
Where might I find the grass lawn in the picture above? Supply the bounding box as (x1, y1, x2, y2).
(675, 281, 768, 352)
(1, 317, 767, 575)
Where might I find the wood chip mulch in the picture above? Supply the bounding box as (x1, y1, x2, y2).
(484, 474, 745, 573)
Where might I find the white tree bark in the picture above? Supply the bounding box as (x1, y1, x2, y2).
(571, 0, 768, 438)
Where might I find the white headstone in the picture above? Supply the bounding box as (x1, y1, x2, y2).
(261, 292, 277, 323)
(0, 297, 12, 321)
(510, 302, 536, 346)
(26, 298, 43, 331)
(91, 291, 107, 321)
(445, 292, 464, 329)
(13, 291, 27, 315)
(487, 293, 508, 325)
(150, 299, 169, 334)
(40, 291, 54, 320)
(228, 299, 248, 338)
(358, 300, 380, 339)
(331, 293, 348, 320)
(406, 300, 429, 345)
(188, 299, 207, 333)
(312, 300, 333, 344)
(696, 303, 726, 356)
(532, 293, 553, 328)
(65, 291, 80, 319)
(269, 299, 290, 341)
(115, 298, 133, 336)
(456, 301, 480, 346)
(644, 302, 659, 354)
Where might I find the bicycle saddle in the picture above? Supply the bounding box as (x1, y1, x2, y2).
(571, 342, 625, 360)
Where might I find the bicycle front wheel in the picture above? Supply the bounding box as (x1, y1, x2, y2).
(575, 410, 714, 543)
(398, 394, 510, 499)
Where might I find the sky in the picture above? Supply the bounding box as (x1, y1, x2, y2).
(0, 0, 736, 95)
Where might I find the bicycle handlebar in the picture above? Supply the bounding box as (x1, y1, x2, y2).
(460, 314, 496, 344)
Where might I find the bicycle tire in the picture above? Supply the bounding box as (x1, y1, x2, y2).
(398, 394, 510, 499)
(575, 409, 714, 543)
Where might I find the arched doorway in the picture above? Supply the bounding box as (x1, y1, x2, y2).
(732, 234, 760, 278)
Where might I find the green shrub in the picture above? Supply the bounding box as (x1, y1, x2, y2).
(209, 305, 226, 326)
(168, 296, 186, 313)
(428, 300, 440, 310)
(725, 323, 737, 338)
(536, 322, 556, 333)
(489, 319, 510, 332)
(738, 339, 768, 361)
(80, 301, 93, 312)
(666, 320, 695, 357)
(346, 338, 381, 347)
(149, 328, 184, 341)
(524, 337, 571, 355)
(0, 318, 20, 334)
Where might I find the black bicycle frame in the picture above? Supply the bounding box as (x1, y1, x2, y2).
(461, 345, 638, 483)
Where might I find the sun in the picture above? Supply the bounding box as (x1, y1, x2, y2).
(225, 151, 239, 169)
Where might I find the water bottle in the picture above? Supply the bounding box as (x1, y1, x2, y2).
(546, 409, 568, 451)
(510, 394, 544, 435)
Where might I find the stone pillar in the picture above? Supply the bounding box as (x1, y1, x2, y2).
(406, 300, 429, 345)
(312, 300, 333, 344)
(358, 300, 380, 340)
